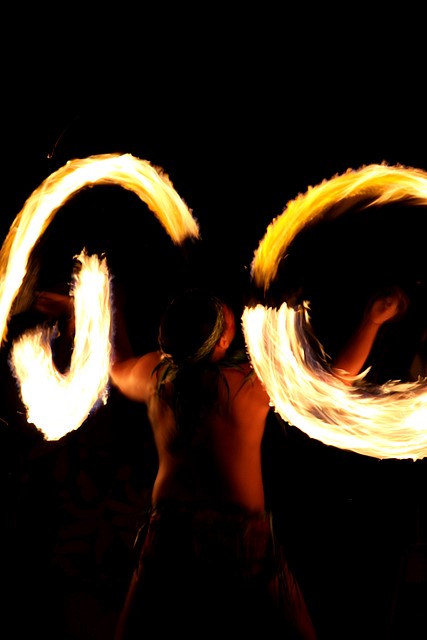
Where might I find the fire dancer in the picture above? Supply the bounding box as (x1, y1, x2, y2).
(109, 286, 318, 638)
(28, 283, 406, 638)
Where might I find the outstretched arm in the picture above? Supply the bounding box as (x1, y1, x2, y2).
(32, 286, 161, 402)
(109, 284, 162, 402)
(332, 286, 409, 384)
(32, 290, 75, 337)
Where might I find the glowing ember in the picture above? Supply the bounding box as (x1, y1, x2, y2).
(11, 251, 111, 440)
(244, 163, 427, 460)
(0, 153, 199, 438)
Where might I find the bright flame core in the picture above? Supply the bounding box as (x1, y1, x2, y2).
(11, 251, 111, 440)
(244, 163, 427, 460)
(0, 153, 200, 346)
(4, 156, 427, 457)
(0, 154, 199, 438)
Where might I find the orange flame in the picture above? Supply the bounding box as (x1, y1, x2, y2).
(0, 154, 199, 438)
(0, 153, 200, 346)
(4, 155, 427, 457)
(244, 163, 427, 460)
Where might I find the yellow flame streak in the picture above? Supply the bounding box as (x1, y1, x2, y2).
(10, 251, 111, 440)
(0, 153, 199, 439)
(4, 155, 427, 456)
(243, 304, 427, 460)
(246, 163, 427, 460)
(0, 153, 200, 346)
(251, 163, 427, 291)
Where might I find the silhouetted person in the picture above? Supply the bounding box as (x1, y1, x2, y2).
(109, 287, 318, 639)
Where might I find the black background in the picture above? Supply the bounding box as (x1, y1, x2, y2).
(2, 15, 427, 639)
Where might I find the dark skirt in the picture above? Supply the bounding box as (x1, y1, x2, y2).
(116, 502, 316, 639)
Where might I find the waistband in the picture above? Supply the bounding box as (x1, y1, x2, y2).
(151, 500, 269, 521)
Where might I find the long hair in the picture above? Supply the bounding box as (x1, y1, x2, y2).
(155, 288, 247, 440)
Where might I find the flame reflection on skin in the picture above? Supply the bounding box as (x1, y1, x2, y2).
(244, 163, 427, 460)
(0, 154, 199, 438)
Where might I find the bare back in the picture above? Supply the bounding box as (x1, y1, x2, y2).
(115, 352, 272, 513)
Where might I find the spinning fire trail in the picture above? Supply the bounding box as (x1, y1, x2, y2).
(2, 155, 427, 460)
(0, 154, 200, 439)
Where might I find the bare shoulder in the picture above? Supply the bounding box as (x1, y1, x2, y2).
(222, 362, 270, 405)
(110, 351, 162, 403)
